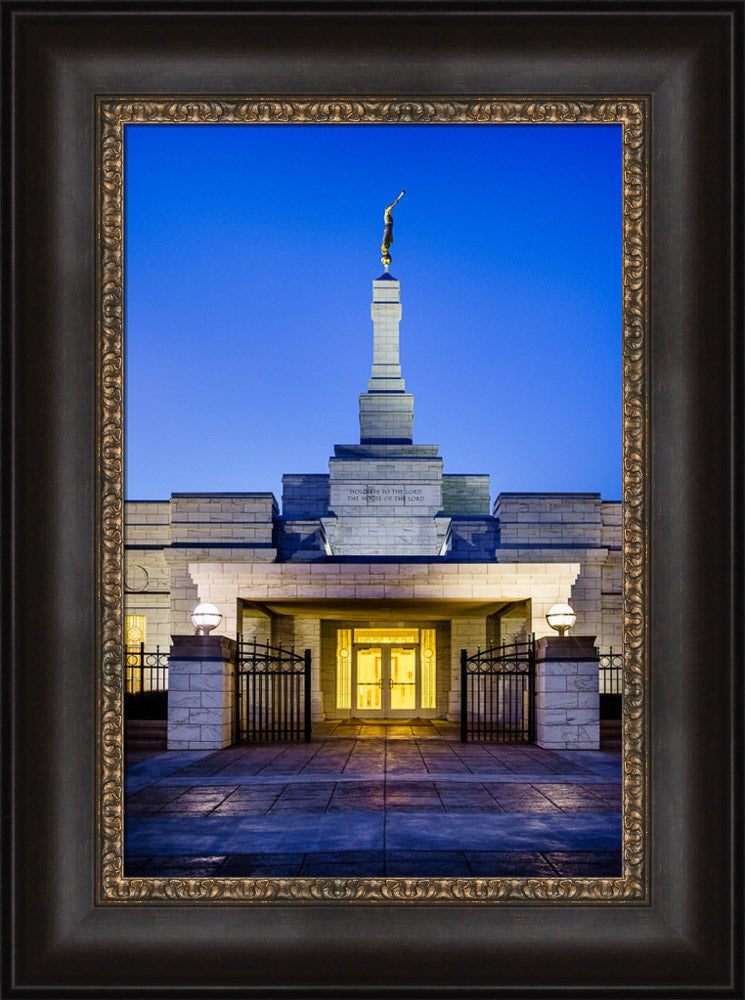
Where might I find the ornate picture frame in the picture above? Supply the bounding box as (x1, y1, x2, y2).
(99, 96, 647, 905)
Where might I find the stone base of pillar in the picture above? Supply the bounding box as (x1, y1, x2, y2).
(535, 636, 600, 750)
(167, 634, 236, 750)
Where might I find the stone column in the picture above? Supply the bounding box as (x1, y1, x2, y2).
(167, 634, 236, 750)
(359, 275, 414, 443)
(450, 617, 487, 721)
(240, 611, 271, 645)
(293, 617, 323, 722)
(535, 635, 599, 750)
(369, 276, 404, 388)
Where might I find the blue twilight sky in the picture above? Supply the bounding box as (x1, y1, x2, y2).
(124, 122, 622, 503)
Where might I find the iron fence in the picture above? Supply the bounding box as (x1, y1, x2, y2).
(598, 647, 623, 720)
(124, 643, 169, 719)
(235, 638, 311, 742)
(460, 638, 535, 743)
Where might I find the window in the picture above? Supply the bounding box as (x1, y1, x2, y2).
(353, 628, 419, 644)
(125, 614, 146, 650)
(336, 628, 352, 710)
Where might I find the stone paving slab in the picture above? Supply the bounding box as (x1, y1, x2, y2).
(125, 750, 213, 795)
(124, 734, 623, 878)
(386, 812, 621, 852)
(125, 809, 621, 856)
(124, 849, 623, 879)
(148, 771, 618, 786)
(125, 813, 386, 855)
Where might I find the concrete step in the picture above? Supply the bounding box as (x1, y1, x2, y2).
(600, 719, 622, 750)
(125, 720, 167, 752)
(126, 729, 167, 741)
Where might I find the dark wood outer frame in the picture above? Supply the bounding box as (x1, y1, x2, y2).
(2, 2, 742, 995)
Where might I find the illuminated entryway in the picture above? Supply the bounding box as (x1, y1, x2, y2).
(336, 627, 437, 719)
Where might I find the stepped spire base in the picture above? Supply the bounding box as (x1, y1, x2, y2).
(361, 273, 413, 443)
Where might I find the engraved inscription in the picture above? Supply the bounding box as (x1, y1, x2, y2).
(405, 487, 427, 505)
(337, 486, 368, 505)
(333, 484, 437, 507)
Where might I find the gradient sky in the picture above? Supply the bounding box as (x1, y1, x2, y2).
(124, 122, 622, 504)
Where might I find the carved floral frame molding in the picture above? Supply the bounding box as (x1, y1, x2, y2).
(97, 97, 648, 904)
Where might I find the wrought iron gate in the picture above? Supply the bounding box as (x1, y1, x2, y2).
(598, 646, 623, 720)
(235, 638, 311, 742)
(460, 638, 536, 743)
(124, 643, 169, 719)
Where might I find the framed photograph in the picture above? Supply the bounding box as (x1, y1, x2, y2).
(4, 2, 741, 995)
(112, 102, 636, 899)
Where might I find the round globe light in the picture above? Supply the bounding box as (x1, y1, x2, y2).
(546, 602, 577, 636)
(191, 602, 222, 636)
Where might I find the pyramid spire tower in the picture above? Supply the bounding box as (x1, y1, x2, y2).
(359, 191, 414, 444)
(323, 194, 451, 557)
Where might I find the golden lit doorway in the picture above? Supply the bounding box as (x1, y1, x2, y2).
(342, 627, 437, 718)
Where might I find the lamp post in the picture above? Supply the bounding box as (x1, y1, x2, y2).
(546, 602, 577, 637)
(191, 602, 222, 636)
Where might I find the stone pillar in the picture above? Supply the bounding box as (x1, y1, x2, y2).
(359, 275, 414, 443)
(167, 634, 236, 750)
(240, 611, 271, 645)
(450, 617, 487, 721)
(293, 617, 323, 722)
(535, 635, 599, 750)
(369, 275, 404, 388)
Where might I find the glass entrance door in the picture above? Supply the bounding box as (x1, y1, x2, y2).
(353, 644, 419, 717)
(389, 647, 417, 712)
(356, 647, 383, 712)
(337, 627, 436, 718)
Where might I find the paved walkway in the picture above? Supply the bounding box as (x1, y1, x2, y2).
(125, 723, 622, 878)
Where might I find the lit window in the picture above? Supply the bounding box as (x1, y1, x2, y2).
(421, 629, 436, 710)
(336, 629, 352, 710)
(353, 628, 419, 644)
(125, 614, 146, 649)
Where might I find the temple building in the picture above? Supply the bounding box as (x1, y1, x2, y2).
(124, 209, 622, 730)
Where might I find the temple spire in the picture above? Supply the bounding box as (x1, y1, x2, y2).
(359, 270, 414, 445)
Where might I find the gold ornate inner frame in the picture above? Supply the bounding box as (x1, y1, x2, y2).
(97, 97, 648, 904)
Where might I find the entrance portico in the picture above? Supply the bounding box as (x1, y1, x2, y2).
(185, 560, 581, 722)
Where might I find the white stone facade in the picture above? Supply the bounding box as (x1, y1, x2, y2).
(124, 269, 622, 738)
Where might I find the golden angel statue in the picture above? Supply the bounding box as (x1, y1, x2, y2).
(380, 190, 405, 269)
